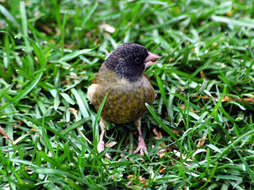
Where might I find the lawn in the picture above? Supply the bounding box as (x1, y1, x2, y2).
(0, 0, 254, 189)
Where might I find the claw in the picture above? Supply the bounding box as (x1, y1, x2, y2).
(133, 118, 148, 155)
(134, 135, 148, 155)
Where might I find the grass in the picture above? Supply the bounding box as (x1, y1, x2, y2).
(0, 0, 254, 189)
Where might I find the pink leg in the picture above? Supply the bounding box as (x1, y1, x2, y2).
(97, 119, 111, 159)
(133, 119, 148, 155)
(97, 119, 106, 153)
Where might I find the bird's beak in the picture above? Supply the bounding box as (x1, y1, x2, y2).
(144, 52, 160, 69)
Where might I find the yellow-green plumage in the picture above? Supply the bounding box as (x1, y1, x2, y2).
(88, 64, 155, 124)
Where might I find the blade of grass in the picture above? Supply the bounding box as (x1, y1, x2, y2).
(81, 2, 98, 28)
(56, 49, 92, 63)
(212, 15, 254, 29)
(156, 74, 168, 108)
(211, 85, 227, 119)
(215, 128, 254, 161)
(0, 73, 43, 110)
(0, 4, 18, 27)
(20, 1, 31, 53)
(71, 89, 89, 119)
(60, 119, 89, 135)
(145, 103, 179, 144)
(92, 93, 108, 146)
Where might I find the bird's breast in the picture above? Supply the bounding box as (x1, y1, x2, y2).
(91, 76, 155, 124)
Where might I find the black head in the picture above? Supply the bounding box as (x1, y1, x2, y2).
(105, 43, 149, 81)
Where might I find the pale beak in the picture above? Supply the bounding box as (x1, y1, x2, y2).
(144, 52, 160, 68)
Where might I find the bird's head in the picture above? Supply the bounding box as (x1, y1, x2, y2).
(105, 43, 160, 81)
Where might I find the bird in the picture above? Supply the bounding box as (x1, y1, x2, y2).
(87, 43, 159, 155)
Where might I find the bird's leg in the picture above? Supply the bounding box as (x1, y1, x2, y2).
(97, 118, 106, 153)
(133, 118, 148, 155)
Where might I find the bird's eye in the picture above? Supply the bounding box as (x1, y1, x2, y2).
(135, 57, 141, 64)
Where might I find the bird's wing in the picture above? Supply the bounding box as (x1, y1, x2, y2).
(87, 84, 100, 102)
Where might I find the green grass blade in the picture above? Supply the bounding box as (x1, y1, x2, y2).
(71, 89, 89, 119)
(145, 103, 178, 144)
(92, 93, 108, 146)
(0, 4, 18, 27)
(0, 73, 43, 110)
(60, 119, 88, 135)
(81, 2, 98, 28)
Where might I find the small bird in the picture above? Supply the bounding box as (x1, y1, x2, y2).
(87, 43, 159, 155)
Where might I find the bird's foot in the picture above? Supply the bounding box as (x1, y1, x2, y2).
(133, 136, 148, 155)
(97, 140, 105, 153)
(97, 140, 111, 159)
(97, 119, 111, 159)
